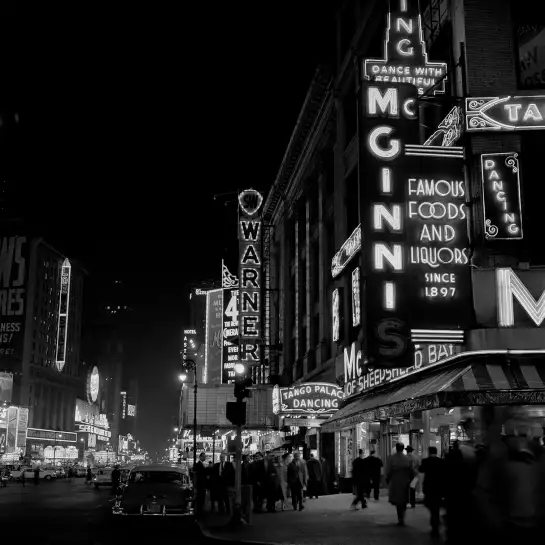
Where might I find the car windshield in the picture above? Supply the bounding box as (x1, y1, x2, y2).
(129, 471, 186, 485)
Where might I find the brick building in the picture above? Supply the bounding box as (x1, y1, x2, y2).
(264, 0, 545, 486)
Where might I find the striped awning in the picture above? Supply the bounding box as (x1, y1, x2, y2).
(321, 354, 545, 432)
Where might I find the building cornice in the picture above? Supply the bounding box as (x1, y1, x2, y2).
(263, 66, 333, 224)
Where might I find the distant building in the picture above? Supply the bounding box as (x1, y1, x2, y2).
(0, 235, 85, 463)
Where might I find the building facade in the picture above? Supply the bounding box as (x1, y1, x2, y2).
(264, 0, 545, 487)
(0, 236, 85, 463)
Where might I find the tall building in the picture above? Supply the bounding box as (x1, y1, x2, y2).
(264, 0, 545, 487)
(0, 236, 85, 463)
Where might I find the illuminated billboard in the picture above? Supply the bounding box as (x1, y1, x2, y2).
(204, 290, 223, 384)
(272, 383, 344, 416)
(404, 153, 472, 328)
(238, 189, 263, 371)
(222, 287, 238, 384)
(0, 236, 28, 365)
(481, 153, 523, 240)
(0, 372, 13, 403)
(55, 258, 71, 371)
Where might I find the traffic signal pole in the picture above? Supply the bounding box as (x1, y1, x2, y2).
(230, 421, 245, 526)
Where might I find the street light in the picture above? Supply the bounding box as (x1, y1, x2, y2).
(179, 359, 198, 469)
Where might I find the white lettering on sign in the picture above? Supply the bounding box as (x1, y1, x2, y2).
(343, 343, 461, 397)
(332, 289, 340, 342)
(277, 382, 345, 415)
(496, 268, 545, 327)
(239, 189, 263, 365)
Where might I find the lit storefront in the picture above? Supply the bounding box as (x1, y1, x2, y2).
(75, 398, 113, 465)
(0, 404, 30, 464)
(272, 382, 344, 458)
(26, 428, 78, 464)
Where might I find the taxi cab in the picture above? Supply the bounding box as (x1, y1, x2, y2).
(93, 468, 114, 488)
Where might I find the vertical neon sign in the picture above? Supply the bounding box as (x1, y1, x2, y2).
(55, 258, 71, 371)
(238, 189, 263, 373)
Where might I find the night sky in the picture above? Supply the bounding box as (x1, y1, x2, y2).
(8, 2, 336, 453)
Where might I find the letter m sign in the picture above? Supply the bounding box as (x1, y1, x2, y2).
(496, 268, 545, 326)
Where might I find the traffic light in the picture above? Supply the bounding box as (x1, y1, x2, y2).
(226, 401, 247, 426)
(233, 362, 253, 401)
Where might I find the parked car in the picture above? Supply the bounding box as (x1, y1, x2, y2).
(10, 467, 57, 481)
(113, 464, 192, 515)
(93, 468, 114, 488)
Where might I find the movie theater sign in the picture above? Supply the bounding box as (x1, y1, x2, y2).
(272, 383, 345, 416)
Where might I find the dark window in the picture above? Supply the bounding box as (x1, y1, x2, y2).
(345, 169, 359, 234)
(512, 2, 545, 90)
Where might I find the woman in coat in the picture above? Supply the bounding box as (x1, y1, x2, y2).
(277, 453, 291, 510)
(385, 443, 415, 526)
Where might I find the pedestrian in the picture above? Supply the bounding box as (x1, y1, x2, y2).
(320, 455, 330, 495)
(0, 468, 8, 487)
(111, 464, 121, 494)
(385, 443, 414, 526)
(193, 452, 208, 518)
(20, 468, 25, 487)
(350, 449, 368, 509)
(419, 446, 444, 537)
(34, 466, 40, 486)
(86, 466, 92, 484)
(362, 450, 383, 500)
(249, 452, 264, 513)
(277, 453, 290, 511)
(212, 453, 235, 515)
(405, 445, 420, 507)
(306, 453, 322, 499)
(287, 451, 308, 512)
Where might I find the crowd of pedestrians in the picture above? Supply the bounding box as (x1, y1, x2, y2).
(375, 410, 545, 544)
(192, 449, 331, 517)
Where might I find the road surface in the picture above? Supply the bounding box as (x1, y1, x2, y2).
(0, 477, 203, 545)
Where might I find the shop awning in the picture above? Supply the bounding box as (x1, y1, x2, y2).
(321, 353, 545, 432)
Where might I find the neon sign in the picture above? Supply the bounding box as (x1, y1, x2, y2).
(127, 404, 136, 417)
(222, 288, 239, 383)
(238, 189, 263, 369)
(360, 82, 418, 368)
(87, 366, 100, 404)
(496, 268, 545, 327)
(120, 390, 127, 419)
(204, 288, 223, 384)
(363, 0, 447, 96)
(343, 341, 462, 397)
(405, 152, 472, 327)
(222, 260, 239, 288)
(466, 95, 545, 132)
(273, 383, 344, 415)
(332, 288, 340, 342)
(351, 268, 361, 327)
(55, 258, 71, 371)
(331, 225, 361, 278)
(481, 153, 523, 240)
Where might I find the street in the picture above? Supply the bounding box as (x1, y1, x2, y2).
(0, 479, 203, 545)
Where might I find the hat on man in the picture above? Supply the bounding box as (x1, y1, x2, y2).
(406, 445, 414, 452)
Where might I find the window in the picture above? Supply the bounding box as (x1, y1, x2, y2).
(512, 2, 545, 89)
(345, 169, 359, 234)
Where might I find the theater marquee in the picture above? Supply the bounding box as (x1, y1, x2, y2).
(272, 383, 344, 415)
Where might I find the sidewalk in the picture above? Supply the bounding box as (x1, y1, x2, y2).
(199, 493, 443, 545)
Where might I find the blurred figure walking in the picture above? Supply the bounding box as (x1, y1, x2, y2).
(350, 449, 368, 510)
(419, 446, 445, 537)
(386, 443, 415, 526)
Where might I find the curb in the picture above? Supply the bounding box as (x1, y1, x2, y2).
(197, 520, 279, 545)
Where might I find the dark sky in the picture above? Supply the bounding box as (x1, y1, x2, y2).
(9, 2, 336, 453)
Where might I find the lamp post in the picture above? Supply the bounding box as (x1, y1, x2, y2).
(179, 358, 198, 469)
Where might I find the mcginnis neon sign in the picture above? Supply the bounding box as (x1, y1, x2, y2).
(363, 0, 447, 96)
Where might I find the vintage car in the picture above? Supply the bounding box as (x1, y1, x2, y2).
(93, 468, 114, 488)
(112, 464, 193, 516)
(10, 467, 57, 481)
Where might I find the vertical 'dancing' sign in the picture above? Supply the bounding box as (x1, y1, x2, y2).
(238, 189, 264, 373)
